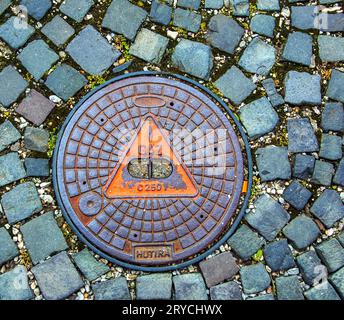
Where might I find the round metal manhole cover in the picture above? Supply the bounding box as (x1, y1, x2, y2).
(53, 72, 252, 271)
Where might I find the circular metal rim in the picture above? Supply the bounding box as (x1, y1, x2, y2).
(52, 71, 253, 272)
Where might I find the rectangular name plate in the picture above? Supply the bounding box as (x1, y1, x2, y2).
(134, 245, 173, 261)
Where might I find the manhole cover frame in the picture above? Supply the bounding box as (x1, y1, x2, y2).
(52, 71, 253, 272)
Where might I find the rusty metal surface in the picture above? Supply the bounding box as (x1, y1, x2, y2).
(53, 74, 245, 268)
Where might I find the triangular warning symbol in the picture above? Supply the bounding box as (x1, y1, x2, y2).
(104, 115, 199, 199)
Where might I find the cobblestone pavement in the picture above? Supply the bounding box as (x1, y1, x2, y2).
(0, 0, 344, 301)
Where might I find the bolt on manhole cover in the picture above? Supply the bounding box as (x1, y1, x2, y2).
(53, 72, 252, 271)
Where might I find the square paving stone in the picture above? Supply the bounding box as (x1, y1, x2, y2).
(0, 65, 28, 107)
(318, 35, 344, 62)
(338, 232, 344, 247)
(215, 65, 256, 105)
(0, 17, 35, 49)
(129, 28, 169, 64)
(136, 273, 172, 300)
(257, 0, 280, 11)
(149, 0, 172, 25)
(240, 97, 278, 139)
(311, 189, 344, 228)
(291, 5, 318, 30)
(285, 71, 321, 105)
(321, 102, 344, 133)
(250, 14, 275, 38)
(264, 239, 296, 272)
(210, 281, 242, 300)
(326, 69, 344, 103)
(230, 0, 249, 16)
(287, 118, 319, 153)
(45, 64, 87, 101)
(207, 14, 244, 54)
(334, 158, 344, 186)
(283, 181, 312, 210)
(16, 89, 55, 126)
(32, 251, 83, 300)
(282, 31, 313, 66)
(316, 239, 344, 273)
(255, 145, 291, 181)
(73, 249, 109, 282)
(1, 182, 42, 224)
(66, 26, 120, 75)
(296, 250, 327, 286)
(199, 252, 239, 288)
(24, 127, 49, 153)
(238, 37, 276, 75)
(319, 134, 342, 161)
(240, 263, 271, 294)
(21, 0, 52, 20)
(0, 265, 33, 300)
(21, 212, 68, 265)
(205, 0, 223, 9)
(24, 158, 50, 177)
(173, 8, 201, 33)
(0, 227, 19, 265)
(0, 152, 26, 188)
(171, 39, 213, 80)
(41, 15, 75, 47)
(283, 215, 320, 250)
(293, 154, 315, 179)
(60, 0, 94, 22)
(329, 266, 344, 298)
(246, 194, 290, 241)
(92, 277, 130, 300)
(173, 273, 208, 300)
(102, 0, 147, 41)
(177, 0, 200, 9)
(227, 224, 265, 260)
(275, 276, 304, 300)
(18, 40, 59, 81)
(311, 160, 334, 186)
(0, 0, 11, 15)
(0, 120, 21, 152)
(305, 283, 341, 300)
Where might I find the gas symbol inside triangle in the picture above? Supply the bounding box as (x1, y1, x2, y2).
(104, 115, 199, 199)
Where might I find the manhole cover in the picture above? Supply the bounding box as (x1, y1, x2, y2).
(53, 72, 252, 271)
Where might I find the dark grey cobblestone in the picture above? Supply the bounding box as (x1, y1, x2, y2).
(321, 102, 344, 133)
(311, 189, 344, 228)
(334, 159, 344, 186)
(209, 281, 242, 300)
(319, 35, 344, 62)
(305, 283, 341, 300)
(173, 8, 201, 33)
(0, 152, 26, 188)
(92, 277, 130, 300)
(173, 273, 208, 300)
(283, 215, 320, 250)
(327, 69, 344, 103)
(227, 224, 265, 260)
(292, 154, 315, 179)
(21, 0, 51, 20)
(329, 267, 344, 298)
(0, 227, 19, 265)
(240, 263, 271, 294)
(319, 134, 343, 161)
(264, 239, 295, 272)
(250, 14, 275, 38)
(256, 146, 291, 181)
(296, 250, 327, 286)
(73, 249, 110, 282)
(282, 181, 312, 210)
(32, 251, 83, 300)
(199, 252, 239, 288)
(136, 273, 172, 300)
(21, 212, 68, 265)
(149, 0, 172, 25)
(282, 31, 313, 66)
(275, 276, 304, 300)
(24, 127, 49, 153)
(41, 16, 75, 47)
(60, 0, 94, 23)
(246, 194, 290, 241)
(0, 120, 21, 152)
(0, 266, 33, 300)
(1, 181, 42, 224)
(24, 158, 50, 177)
(316, 239, 344, 273)
(311, 160, 334, 186)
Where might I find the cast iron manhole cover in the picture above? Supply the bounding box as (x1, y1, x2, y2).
(53, 72, 251, 271)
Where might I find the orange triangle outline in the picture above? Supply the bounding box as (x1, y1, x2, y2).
(103, 114, 199, 199)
